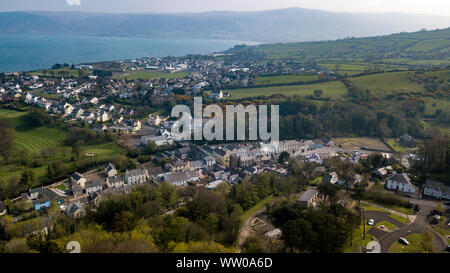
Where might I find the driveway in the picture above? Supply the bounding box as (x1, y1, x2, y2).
(364, 211, 406, 228)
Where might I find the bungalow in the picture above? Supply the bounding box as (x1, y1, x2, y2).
(299, 189, 319, 207)
(104, 163, 117, 177)
(386, 173, 417, 194)
(423, 180, 450, 200)
(125, 168, 149, 185)
(85, 180, 102, 194)
(105, 175, 124, 188)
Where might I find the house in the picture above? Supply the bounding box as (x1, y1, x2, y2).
(163, 171, 200, 187)
(299, 189, 319, 207)
(65, 202, 84, 218)
(85, 180, 102, 194)
(372, 166, 392, 179)
(399, 134, 417, 148)
(189, 160, 204, 172)
(204, 156, 216, 167)
(125, 168, 149, 185)
(70, 172, 86, 188)
(171, 160, 190, 172)
(104, 163, 117, 177)
(106, 175, 125, 188)
(322, 172, 338, 184)
(0, 201, 6, 216)
(148, 114, 161, 126)
(386, 173, 417, 194)
(423, 180, 450, 200)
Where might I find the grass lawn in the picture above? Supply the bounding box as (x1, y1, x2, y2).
(115, 71, 189, 80)
(332, 137, 390, 151)
(388, 233, 431, 253)
(351, 71, 423, 97)
(344, 223, 375, 253)
(254, 74, 319, 85)
(240, 195, 275, 222)
(385, 139, 410, 153)
(376, 221, 397, 230)
(228, 80, 347, 99)
(359, 203, 410, 224)
(84, 142, 124, 157)
(54, 184, 67, 191)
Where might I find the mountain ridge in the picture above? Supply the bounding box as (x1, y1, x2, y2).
(0, 8, 449, 43)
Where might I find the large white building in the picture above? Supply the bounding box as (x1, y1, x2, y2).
(386, 173, 417, 194)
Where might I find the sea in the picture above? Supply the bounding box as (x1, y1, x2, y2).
(0, 33, 258, 73)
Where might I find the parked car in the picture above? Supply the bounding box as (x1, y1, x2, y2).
(399, 237, 410, 245)
(446, 246, 450, 252)
(367, 219, 375, 226)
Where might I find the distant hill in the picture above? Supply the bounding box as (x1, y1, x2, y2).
(0, 8, 449, 42)
(226, 28, 450, 67)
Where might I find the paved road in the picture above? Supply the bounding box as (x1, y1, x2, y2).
(364, 211, 406, 229)
(378, 212, 447, 253)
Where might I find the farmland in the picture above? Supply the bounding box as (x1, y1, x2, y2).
(228, 80, 347, 99)
(254, 74, 319, 85)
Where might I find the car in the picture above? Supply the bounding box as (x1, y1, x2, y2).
(367, 219, 375, 226)
(446, 246, 450, 252)
(399, 237, 410, 245)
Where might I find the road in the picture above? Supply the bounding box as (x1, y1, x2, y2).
(378, 209, 448, 253)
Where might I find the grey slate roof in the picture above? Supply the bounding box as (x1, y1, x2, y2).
(299, 189, 319, 202)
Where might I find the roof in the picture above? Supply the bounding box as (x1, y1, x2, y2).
(104, 162, 116, 172)
(164, 171, 199, 183)
(299, 189, 319, 202)
(387, 173, 411, 184)
(85, 180, 102, 189)
(71, 172, 84, 181)
(107, 175, 124, 184)
(126, 168, 148, 177)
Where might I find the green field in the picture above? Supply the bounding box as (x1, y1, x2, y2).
(115, 71, 189, 80)
(228, 80, 347, 99)
(240, 195, 275, 222)
(0, 109, 66, 154)
(254, 74, 319, 85)
(388, 233, 432, 253)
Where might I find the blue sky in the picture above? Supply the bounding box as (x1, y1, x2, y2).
(1, 0, 449, 16)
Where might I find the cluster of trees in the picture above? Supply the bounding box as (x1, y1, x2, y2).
(270, 201, 359, 253)
(64, 127, 114, 146)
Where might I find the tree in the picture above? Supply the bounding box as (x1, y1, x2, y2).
(158, 182, 178, 209)
(314, 89, 323, 98)
(112, 211, 137, 232)
(278, 151, 290, 164)
(0, 126, 15, 163)
(318, 182, 340, 205)
(72, 140, 85, 161)
(19, 169, 36, 187)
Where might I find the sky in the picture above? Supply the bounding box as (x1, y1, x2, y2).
(1, 0, 449, 16)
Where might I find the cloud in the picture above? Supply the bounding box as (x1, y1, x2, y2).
(66, 0, 81, 6)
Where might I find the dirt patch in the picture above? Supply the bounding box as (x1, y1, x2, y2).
(333, 137, 391, 152)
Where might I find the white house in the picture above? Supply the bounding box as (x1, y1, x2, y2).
(70, 172, 86, 189)
(386, 173, 417, 194)
(423, 179, 450, 200)
(104, 163, 117, 177)
(141, 135, 173, 147)
(125, 168, 149, 185)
